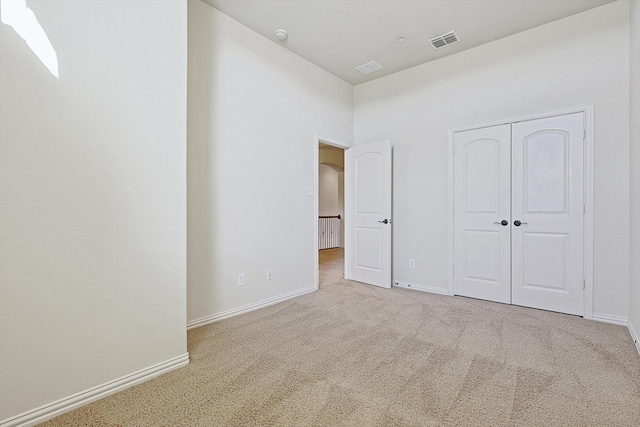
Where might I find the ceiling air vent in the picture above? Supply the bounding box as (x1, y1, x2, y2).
(429, 31, 460, 50)
(356, 61, 384, 75)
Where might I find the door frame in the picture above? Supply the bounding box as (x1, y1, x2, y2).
(314, 134, 352, 291)
(447, 104, 594, 319)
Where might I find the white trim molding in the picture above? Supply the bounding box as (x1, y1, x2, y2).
(591, 312, 628, 326)
(0, 353, 189, 427)
(393, 281, 453, 296)
(447, 136, 455, 296)
(187, 286, 316, 330)
(628, 321, 640, 357)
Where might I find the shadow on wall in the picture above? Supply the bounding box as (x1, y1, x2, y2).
(186, 6, 220, 322)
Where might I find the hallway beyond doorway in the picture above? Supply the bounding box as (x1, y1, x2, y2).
(319, 247, 343, 288)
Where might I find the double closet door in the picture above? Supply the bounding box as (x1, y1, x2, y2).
(453, 113, 585, 316)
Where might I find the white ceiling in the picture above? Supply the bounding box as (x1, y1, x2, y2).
(204, 0, 616, 85)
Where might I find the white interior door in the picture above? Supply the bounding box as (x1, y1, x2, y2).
(345, 140, 392, 288)
(454, 124, 512, 303)
(511, 113, 585, 315)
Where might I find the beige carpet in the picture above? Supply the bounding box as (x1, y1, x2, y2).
(42, 247, 640, 426)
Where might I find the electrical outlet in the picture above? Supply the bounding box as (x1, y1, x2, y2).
(267, 268, 273, 280)
(238, 273, 245, 287)
(409, 258, 416, 269)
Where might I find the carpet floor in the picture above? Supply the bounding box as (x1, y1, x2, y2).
(42, 247, 640, 426)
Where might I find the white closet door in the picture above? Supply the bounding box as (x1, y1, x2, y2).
(511, 113, 585, 315)
(454, 124, 511, 304)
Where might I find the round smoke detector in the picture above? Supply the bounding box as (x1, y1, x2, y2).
(275, 29, 288, 41)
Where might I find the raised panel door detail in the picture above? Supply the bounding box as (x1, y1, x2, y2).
(523, 233, 569, 292)
(464, 230, 500, 283)
(354, 227, 381, 271)
(524, 131, 569, 213)
(355, 153, 381, 214)
(464, 139, 500, 213)
(454, 124, 511, 304)
(511, 112, 584, 316)
(346, 139, 392, 288)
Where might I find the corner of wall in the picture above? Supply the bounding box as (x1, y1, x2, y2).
(629, 0, 640, 356)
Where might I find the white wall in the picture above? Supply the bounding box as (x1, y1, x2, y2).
(319, 165, 340, 216)
(338, 171, 345, 248)
(354, 1, 630, 319)
(188, 0, 353, 324)
(0, 0, 187, 422)
(629, 0, 640, 345)
(319, 164, 343, 247)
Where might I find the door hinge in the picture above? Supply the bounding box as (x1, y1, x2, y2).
(583, 279, 586, 289)
(453, 265, 455, 274)
(583, 204, 586, 215)
(583, 129, 586, 140)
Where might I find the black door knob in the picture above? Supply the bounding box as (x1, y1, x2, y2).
(501, 220, 508, 226)
(514, 220, 521, 226)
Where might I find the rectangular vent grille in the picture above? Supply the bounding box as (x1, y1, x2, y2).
(355, 60, 384, 75)
(429, 31, 460, 49)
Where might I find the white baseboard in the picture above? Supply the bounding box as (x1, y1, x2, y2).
(0, 353, 189, 427)
(591, 312, 628, 326)
(629, 321, 640, 357)
(392, 281, 452, 296)
(187, 286, 316, 330)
